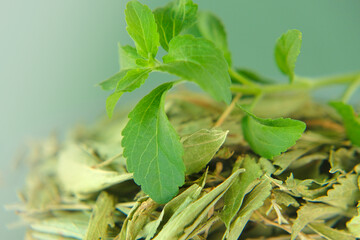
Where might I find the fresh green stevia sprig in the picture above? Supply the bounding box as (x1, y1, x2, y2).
(97, 0, 360, 206)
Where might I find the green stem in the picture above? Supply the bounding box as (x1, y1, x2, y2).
(229, 68, 258, 86)
(341, 76, 360, 103)
(231, 72, 360, 95)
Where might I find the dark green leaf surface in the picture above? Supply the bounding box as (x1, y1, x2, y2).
(125, 0, 159, 59)
(154, 0, 198, 51)
(158, 35, 232, 104)
(122, 82, 185, 204)
(240, 106, 306, 159)
(105, 68, 151, 118)
(274, 29, 302, 82)
(330, 101, 360, 146)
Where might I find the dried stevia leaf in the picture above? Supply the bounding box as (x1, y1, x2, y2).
(182, 129, 228, 174)
(30, 212, 90, 239)
(221, 156, 263, 227)
(144, 184, 203, 239)
(291, 203, 343, 240)
(347, 202, 360, 238)
(273, 190, 299, 208)
(314, 173, 360, 210)
(57, 144, 133, 197)
(308, 222, 356, 240)
(225, 179, 272, 240)
(84, 191, 116, 240)
(154, 169, 244, 239)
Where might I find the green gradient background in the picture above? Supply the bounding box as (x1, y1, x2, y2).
(1, 0, 359, 238)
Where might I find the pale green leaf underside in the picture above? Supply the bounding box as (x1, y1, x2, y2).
(241, 107, 306, 159)
(330, 101, 360, 146)
(118, 44, 142, 70)
(154, 0, 198, 51)
(30, 212, 89, 239)
(158, 35, 232, 104)
(99, 70, 129, 91)
(189, 11, 232, 65)
(105, 68, 151, 118)
(221, 155, 263, 228)
(57, 144, 133, 196)
(182, 128, 228, 174)
(121, 82, 185, 204)
(275, 29, 302, 82)
(125, 0, 159, 59)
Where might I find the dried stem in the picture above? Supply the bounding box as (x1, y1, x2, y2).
(213, 93, 242, 127)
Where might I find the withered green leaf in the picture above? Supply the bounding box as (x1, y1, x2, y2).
(182, 129, 228, 174)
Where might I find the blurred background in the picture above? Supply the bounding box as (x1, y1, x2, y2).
(1, 0, 359, 238)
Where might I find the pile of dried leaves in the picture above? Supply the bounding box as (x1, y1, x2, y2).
(9, 92, 360, 240)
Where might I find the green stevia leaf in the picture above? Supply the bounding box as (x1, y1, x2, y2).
(189, 11, 232, 65)
(291, 203, 343, 240)
(330, 101, 360, 146)
(122, 82, 185, 204)
(84, 191, 116, 240)
(182, 129, 228, 174)
(57, 144, 133, 197)
(106, 91, 123, 119)
(155, 169, 244, 240)
(98, 70, 129, 91)
(240, 106, 306, 159)
(226, 179, 272, 240)
(235, 68, 274, 84)
(274, 29, 302, 82)
(347, 202, 360, 238)
(125, 0, 159, 59)
(118, 44, 142, 69)
(106, 68, 152, 118)
(154, 0, 198, 51)
(273, 190, 299, 207)
(30, 212, 90, 239)
(309, 222, 356, 240)
(158, 35, 232, 104)
(314, 174, 360, 210)
(221, 156, 263, 227)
